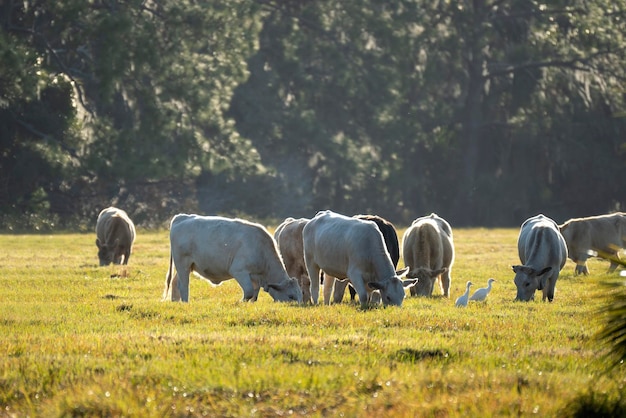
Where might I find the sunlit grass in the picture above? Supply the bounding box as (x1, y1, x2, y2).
(0, 229, 624, 416)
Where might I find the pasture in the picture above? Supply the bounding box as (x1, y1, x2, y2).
(0, 228, 624, 417)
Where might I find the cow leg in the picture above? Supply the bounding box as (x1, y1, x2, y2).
(348, 285, 357, 301)
(172, 254, 191, 302)
(574, 261, 588, 275)
(543, 274, 557, 302)
(323, 275, 335, 305)
(608, 251, 620, 272)
(123, 249, 131, 265)
(164, 271, 182, 301)
(305, 264, 321, 304)
(332, 278, 348, 304)
(440, 270, 451, 297)
(175, 269, 191, 302)
(347, 275, 369, 309)
(231, 270, 257, 301)
(299, 273, 312, 304)
(573, 251, 589, 275)
(332, 279, 349, 304)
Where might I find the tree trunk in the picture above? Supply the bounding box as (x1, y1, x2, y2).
(452, 1, 486, 226)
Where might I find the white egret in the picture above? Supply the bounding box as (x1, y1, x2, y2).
(455, 281, 473, 307)
(469, 278, 496, 302)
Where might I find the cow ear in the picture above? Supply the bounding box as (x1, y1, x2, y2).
(434, 268, 447, 277)
(368, 281, 384, 290)
(402, 278, 418, 288)
(395, 267, 409, 277)
(267, 283, 281, 291)
(513, 265, 534, 275)
(536, 267, 552, 277)
(96, 239, 101, 248)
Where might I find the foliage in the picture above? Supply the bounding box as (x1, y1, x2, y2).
(0, 1, 262, 227)
(597, 278, 626, 369)
(231, 0, 626, 225)
(0, 228, 624, 416)
(1, 1, 625, 227)
(559, 390, 626, 418)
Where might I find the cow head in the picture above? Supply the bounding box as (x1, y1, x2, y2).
(512, 265, 552, 301)
(96, 238, 124, 266)
(407, 267, 448, 297)
(367, 268, 416, 306)
(267, 277, 303, 303)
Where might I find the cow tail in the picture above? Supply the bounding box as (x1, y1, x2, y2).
(163, 250, 174, 301)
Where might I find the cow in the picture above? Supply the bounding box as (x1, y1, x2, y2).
(513, 214, 568, 302)
(325, 214, 401, 304)
(274, 217, 312, 303)
(95, 207, 136, 266)
(302, 210, 415, 308)
(162, 214, 303, 303)
(558, 212, 626, 275)
(401, 213, 454, 297)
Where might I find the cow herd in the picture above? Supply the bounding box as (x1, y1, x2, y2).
(95, 206, 626, 307)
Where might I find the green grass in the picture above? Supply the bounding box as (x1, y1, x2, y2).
(0, 228, 624, 417)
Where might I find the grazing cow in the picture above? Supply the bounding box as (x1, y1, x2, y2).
(163, 214, 303, 303)
(513, 214, 567, 302)
(95, 207, 136, 266)
(326, 214, 401, 304)
(559, 212, 626, 275)
(402, 213, 454, 297)
(302, 210, 415, 308)
(274, 217, 312, 303)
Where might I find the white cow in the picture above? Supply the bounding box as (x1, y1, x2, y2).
(402, 213, 454, 297)
(513, 214, 568, 302)
(559, 212, 626, 275)
(95, 207, 136, 266)
(163, 214, 303, 303)
(274, 217, 312, 303)
(302, 210, 415, 308)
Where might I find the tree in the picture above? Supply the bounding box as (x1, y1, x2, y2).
(1, 0, 263, 227)
(232, 0, 626, 225)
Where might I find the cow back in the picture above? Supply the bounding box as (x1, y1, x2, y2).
(303, 211, 394, 280)
(402, 219, 443, 269)
(518, 214, 567, 270)
(354, 214, 400, 268)
(171, 215, 283, 279)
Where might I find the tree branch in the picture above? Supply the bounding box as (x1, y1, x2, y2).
(485, 49, 622, 79)
(8, 24, 96, 118)
(11, 111, 81, 162)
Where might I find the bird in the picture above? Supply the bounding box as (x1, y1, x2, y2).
(469, 278, 496, 302)
(455, 281, 473, 307)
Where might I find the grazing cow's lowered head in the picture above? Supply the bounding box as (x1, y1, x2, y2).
(407, 267, 448, 297)
(512, 265, 552, 302)
(266, 277, 303, 303)
(96, 238, 125, 266)
(367, 267, 414, 306)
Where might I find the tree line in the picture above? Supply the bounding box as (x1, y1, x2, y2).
(1, 0, 625, 230)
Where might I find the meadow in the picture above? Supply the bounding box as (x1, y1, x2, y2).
(0, 228, 624, 417)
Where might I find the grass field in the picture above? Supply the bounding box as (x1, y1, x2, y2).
(0, 228, 624, 417)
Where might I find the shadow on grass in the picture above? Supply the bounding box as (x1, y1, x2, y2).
(560, 391, 626, 418)
(392, 348, 452, 363)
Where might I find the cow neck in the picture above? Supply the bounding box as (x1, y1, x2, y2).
(371, 249, 396, 283)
